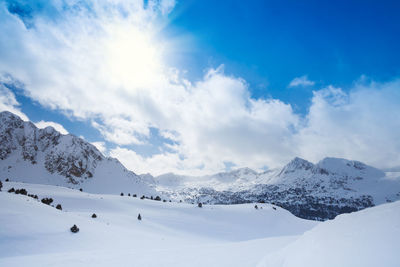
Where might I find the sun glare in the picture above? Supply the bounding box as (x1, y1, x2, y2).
(106, 26, 164, 89)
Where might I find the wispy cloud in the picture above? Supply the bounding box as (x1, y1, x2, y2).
(0, 83, 29, 121)
(288, 75, 315, 87)
(35, 120, 68, 135)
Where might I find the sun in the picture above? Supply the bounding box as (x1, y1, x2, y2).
(106, 24, 165, 89)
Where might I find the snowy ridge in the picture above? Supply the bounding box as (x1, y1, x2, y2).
(0, 111, 156, 195)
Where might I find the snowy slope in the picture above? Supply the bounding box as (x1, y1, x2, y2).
(0, 182, 316, 267)
(0, 111, 156, 195)
(258, 200, 400, 267)
(1, 182, 398, 267)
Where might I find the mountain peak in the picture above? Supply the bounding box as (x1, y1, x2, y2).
(0, 110, 24, 126)
(280, 157, 314, 175)
(0, 111, 156, 195)
(0, 110, 19, 119)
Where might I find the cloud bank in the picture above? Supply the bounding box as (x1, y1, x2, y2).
(1, 1, 399, 175)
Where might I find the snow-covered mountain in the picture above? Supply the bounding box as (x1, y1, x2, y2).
(0, 111, 156, 195)
(2, 110, 399, 221)
(152, 157, 400, 220)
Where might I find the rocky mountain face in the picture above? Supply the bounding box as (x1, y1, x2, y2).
(0, 111, 156, 195)
(153, 157, 400, 221)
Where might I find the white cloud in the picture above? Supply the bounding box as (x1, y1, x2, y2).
(0, 83, 29, 121)
(34, 120, 68, 135)
(91, 141, 107, 155)
(288, 75, 315, 87)
(296, 80, 400, 170)
(1, 1, 400, 175)
(110, 147, 185, 175)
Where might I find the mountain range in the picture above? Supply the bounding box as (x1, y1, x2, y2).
(1, 110, 399, 220)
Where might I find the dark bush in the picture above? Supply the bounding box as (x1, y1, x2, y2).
(140, 195, 145, 199)
(15, 189, 27, 195)
(70, 224, 79, 233)
(163, 199, 166, 202)
(273, 207, 277, 210)
(41, 198, 54, 205)
(8, 187, 15, 193)
(56, 204, 62, 210)
(92, 213, 97, 218)
(5, 178, 9, 182)
(150, 196, 153, 200)
(0, 180, 2, 191)
(79, 188, 83, 192)
(198, 202, 203, 208)
(128, 193, 131, 196)
(154, 196, 161, 201)
(132, 194, 137, 197)
(137, 213, 142, 221)
(254, 205, 258, 209)
(120, 192, 124, 196)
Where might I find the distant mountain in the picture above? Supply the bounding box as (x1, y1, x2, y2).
(151, 157, 400, 220)
(0, 111, 156, 195)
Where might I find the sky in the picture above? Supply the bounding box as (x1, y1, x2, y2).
(0, 0, 400, 175)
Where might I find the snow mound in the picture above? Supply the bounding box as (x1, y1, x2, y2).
(259, 200, 400, 267)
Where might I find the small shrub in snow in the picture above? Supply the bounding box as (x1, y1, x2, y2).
(92, 213, 97, 218)
(163, 199, 166, 202)
(120, 192, 124, 196)
(8, 188, 15, 193)
(79, 188, 83, 192)
(0, 180, 2, 191)
(198, 203, 203, 208)
(132, 194, 137, 197)
(128, 193, 131, 196)
(150, 196, 153, 200)
(140, 195, 145, 200)
(154, 196, 161, 201)
(5, 178, 9, 182)
(254, 205, 258, 209)
(273, 207, 277, 210)
(15, 189, 27, 195)
(70, 224, 79, 233)
(137, 213, 142, 221)
(41, 198, 53, 205)
(56, 204, 62, 210)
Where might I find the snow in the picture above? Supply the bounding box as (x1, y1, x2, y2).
(0, 181, 316, 267)
(258, 200, 400, 267)
(1, 182, 399, 266)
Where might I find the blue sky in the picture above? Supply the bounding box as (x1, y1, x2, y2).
(1, 0, 400, 175)
(165, 0, 400, 111)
